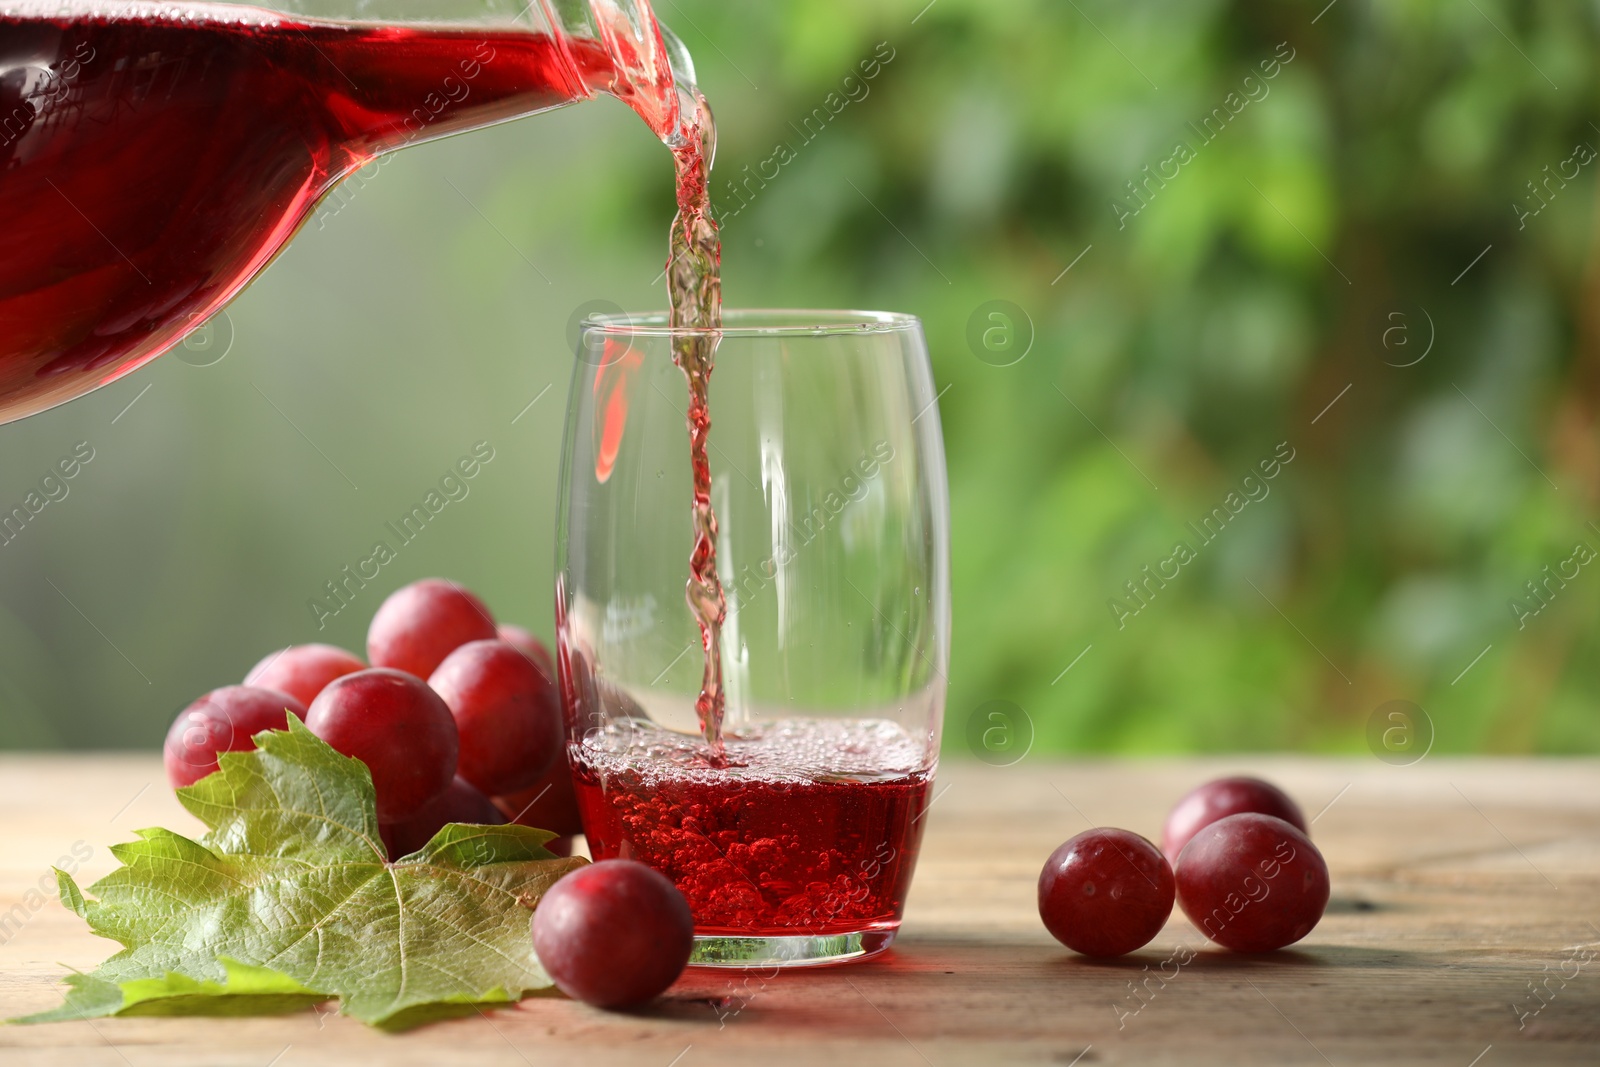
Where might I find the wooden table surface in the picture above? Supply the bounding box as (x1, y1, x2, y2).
(1, 755, 1597, 1066)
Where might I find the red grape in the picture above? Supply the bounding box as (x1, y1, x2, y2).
(367, 578, 496, 679)
(244, 643, 365, 707)
(494, 636, 585, 848)
(1038, 828, 1174, 957)
(379, 775, 505, 860)
(559, 641, 599, 731)
(1174, 813, 1329, 952)
(532, 859, 694, 1008)
(305, 668, 459, 822)
(1162, 776, 1307, 864)
(495, 752, 584, 845)
(429, 639, 562, 796)
(496, 623, 555, 678)
(164, 685, 307, 788)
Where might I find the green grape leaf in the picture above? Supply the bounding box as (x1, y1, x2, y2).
(15, 718, 584, 1029)
(23, 957, 328, 1023)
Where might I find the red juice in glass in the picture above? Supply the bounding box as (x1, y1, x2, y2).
(571, 718, 933, 944)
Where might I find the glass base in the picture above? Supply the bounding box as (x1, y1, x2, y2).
(688, 928, 897, 968)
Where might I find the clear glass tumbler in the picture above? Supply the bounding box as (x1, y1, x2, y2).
(555, 310, 950, 967)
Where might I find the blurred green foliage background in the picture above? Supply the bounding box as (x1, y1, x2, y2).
(3, 0, 1598, 755)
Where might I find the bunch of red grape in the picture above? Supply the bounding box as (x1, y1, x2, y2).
(162, 577, 696, 1009)
(162, 578, 584, 858)
(1037, 776, 1330, 956)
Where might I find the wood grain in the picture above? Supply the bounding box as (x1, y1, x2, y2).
(1, 755, 1596, 1065)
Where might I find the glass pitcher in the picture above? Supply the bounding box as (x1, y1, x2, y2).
(0, 0, 697, 424)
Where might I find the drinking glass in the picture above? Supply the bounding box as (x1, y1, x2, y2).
(555, 310, 950, 966)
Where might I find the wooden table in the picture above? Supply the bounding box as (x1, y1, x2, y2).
(1, 756, 1596, 1065)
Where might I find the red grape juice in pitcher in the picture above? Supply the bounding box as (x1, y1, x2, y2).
(0, 0, 688, 422)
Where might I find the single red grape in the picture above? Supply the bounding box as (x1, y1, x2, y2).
(497, 637, 586, 849)
(244, 643, 365, 707)
(1174, 813, 1329, 952)
(1038, 828, 1174, 956)
(559, 641, 599, 731)
(1162, 776, 1307, 864)
(366, 578, 496, 679)
(494, 751, 584, 854)
(429, 639, 561, 797)
(163, 686, 307, 788)
(379, 775, 506, 860)
(496, 623, 555, 678)
(305, 668, 458, 822)
(532, 859, 694, 1008)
